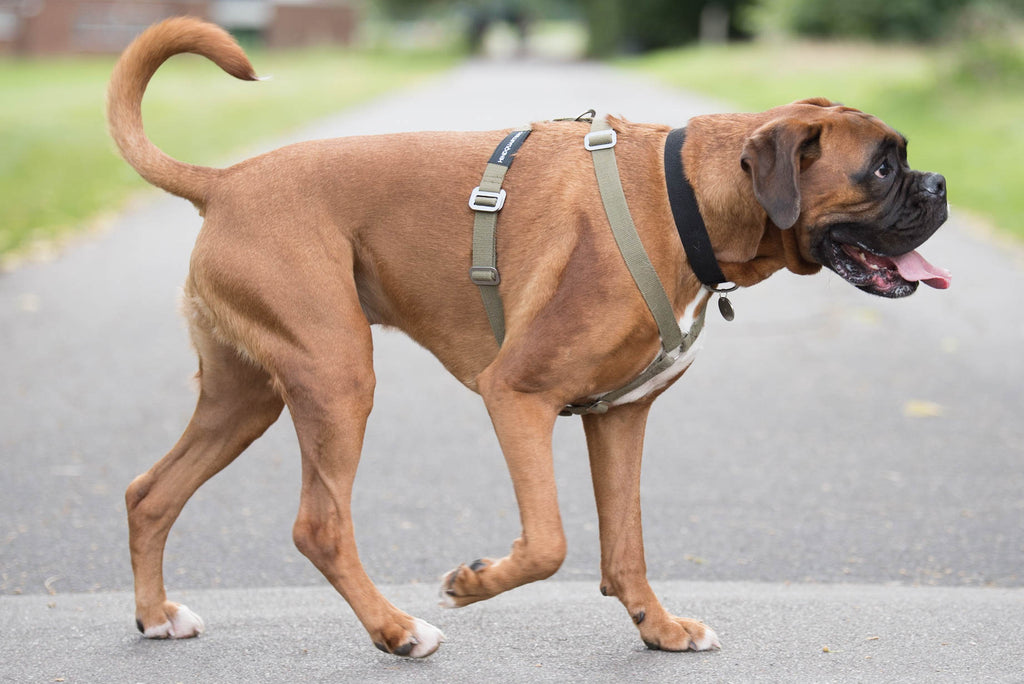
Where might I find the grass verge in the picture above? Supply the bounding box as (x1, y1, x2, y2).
(0, 48, 457, 256)
(624, 42, 1023, 239)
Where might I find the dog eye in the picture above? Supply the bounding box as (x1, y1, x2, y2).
(874, 161, 893, 179)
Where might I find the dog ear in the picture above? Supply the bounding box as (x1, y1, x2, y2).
(740, 119, 822, 230)
(793, 96, 837, 108)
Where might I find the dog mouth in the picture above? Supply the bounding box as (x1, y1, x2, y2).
(822, 237, 951, 298)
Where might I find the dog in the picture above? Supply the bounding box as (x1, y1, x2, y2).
(108, 17, 949, 657)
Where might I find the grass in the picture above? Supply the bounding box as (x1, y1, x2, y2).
(624, 42, 1024, 239)
(0, 47, 457, 256)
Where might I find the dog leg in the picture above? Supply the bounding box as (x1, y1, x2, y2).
(582, 402, 721, 652)
(279, 290, 444, 658)
(440, 375, 566, 607)
(126, 325, 284, 638)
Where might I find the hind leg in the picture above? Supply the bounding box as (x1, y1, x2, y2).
(127, 323, 284, 638)
(277, 277, 444, 657)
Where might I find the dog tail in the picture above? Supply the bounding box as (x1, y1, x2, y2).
(107, 17, 260, 205)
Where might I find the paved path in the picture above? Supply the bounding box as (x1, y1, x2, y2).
(2, 58, 1023, 681)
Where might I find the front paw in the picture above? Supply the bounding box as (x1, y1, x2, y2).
(372, 617, 445, 658)
(640, 614, 720, 652)
(136, 602, 204, 639)
(438, 558, 494, 608)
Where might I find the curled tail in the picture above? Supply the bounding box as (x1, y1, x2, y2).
(107, 17, 259, 205)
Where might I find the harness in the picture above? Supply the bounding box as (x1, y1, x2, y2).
(468, 113, 735, 416)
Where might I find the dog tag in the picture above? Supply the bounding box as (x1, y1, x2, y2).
(718, 295, 735, 322)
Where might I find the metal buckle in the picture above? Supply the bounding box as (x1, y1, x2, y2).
(584, 130, 617, 151)
(469, 266, 500, 285)
(559, 400, 610, 417)
(469, 187, 506, 212)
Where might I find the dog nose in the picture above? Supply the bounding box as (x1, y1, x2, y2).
(923, 172, 946, 198)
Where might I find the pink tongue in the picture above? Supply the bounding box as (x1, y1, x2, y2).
(889, 250, 951, 289)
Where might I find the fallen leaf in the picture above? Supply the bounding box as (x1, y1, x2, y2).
(904, 400, 943, 418)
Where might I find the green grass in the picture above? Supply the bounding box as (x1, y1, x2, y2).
(0, 48, 456, 256)
(625, 42, 1024, 239)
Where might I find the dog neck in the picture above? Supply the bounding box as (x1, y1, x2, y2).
(679, 114, 821, 287)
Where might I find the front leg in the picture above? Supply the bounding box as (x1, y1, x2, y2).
(583, 401, 720, 651)
(440, 375, 567, 607)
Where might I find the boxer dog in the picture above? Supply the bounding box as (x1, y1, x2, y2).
(108, 17, 949, 657)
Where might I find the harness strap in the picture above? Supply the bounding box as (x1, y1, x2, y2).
(585, 117, 684, 353)
(469, 127, 532, 345)
(559, 305, 706, 415)
(561, 117, 705, 416)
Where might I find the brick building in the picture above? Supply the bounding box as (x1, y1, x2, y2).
(0, 0, 356, 55)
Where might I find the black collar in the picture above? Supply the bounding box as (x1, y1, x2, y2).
(663, 128, 730, 289)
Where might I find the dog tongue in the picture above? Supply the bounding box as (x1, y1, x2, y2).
(889, 250, 951, 289)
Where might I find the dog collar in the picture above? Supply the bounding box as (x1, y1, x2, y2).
(664, 128, 738, 321)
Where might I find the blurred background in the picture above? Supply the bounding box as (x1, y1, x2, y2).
(1, 0, 1022, 262)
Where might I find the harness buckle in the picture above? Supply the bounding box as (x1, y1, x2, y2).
(584, 129, 617, 151)
(469, 266, 501, 285)
(469, 187, 506, 212)
(559, 400, 610, 417)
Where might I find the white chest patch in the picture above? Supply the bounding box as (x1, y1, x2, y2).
(606, 291, 710, 407)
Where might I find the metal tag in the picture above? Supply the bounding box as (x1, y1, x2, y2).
(718, 296, 735, 321)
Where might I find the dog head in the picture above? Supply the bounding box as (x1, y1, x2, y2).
(740, 98, 950, 297)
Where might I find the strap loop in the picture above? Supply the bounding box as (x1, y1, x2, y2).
(469, 266, 500, 285)
(583, 129, 617, 151)
(469, 187, 506, 212)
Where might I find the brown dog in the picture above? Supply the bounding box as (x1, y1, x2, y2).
(108, 17, 950, 657)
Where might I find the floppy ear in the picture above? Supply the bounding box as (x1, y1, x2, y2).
(793, 96, 837, 108)
(740, 119, 822, 229)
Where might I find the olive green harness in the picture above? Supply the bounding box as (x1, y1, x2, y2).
(468, 114, 707, 416)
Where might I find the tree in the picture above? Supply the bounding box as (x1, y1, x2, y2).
(583, 0, 754, 56)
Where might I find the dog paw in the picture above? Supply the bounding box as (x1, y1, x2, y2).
(373, 618, 445, 658)
(640, 615, 720, 652)
(438, 558, 494, 608)
(136, 602, 205, 639)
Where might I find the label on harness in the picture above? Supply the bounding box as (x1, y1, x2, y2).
(488, 129, 531, 167)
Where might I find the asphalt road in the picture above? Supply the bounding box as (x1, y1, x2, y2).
(2, 58, 1023, 682)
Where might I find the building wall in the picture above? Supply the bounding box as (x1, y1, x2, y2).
(1, 0, 209, 54)
(0, 0, 355, 55)
(267, 3, 354, 49)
